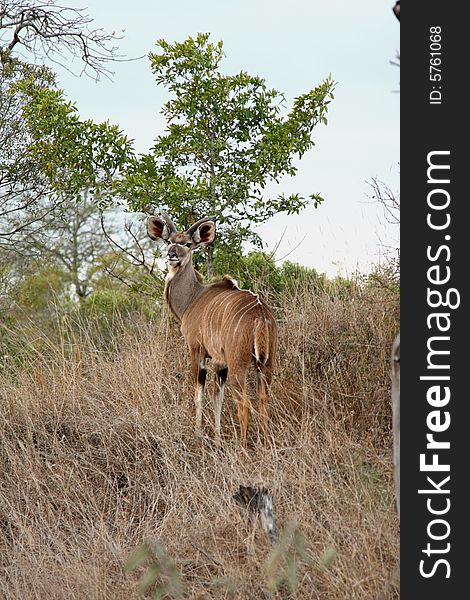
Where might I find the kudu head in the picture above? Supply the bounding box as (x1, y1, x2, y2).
(147, 213, 216, 272)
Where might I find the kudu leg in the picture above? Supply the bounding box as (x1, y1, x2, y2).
(213, 366, 228, 445)
(257, 367, 272, 444)
(231, 370, 249, 447)
(191, 351, 207, 431)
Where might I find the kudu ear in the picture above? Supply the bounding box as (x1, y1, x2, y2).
(147, 216, 170, 242)
(191, 221, 216, 247)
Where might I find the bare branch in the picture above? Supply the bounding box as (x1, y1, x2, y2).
(0, 0, 125, 80)
(271, 232, 308, 263)
(103, 265, 153, 296)
(367, 177, 400, 227)
(100, 214, 146, 269)
(100, 212, 161, 292)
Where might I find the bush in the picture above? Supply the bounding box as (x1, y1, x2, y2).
(16, 262, 68, 310)
(80, 288, 142, 317)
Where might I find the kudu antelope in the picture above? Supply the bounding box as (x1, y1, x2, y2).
(147, 213, 277, 446)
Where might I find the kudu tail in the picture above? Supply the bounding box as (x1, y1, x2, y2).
(253, 316, 271, 367)
(254, 315, 274, 443)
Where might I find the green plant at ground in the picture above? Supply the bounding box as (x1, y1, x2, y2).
(125, 542, 184, 599)
(265, 522, 312, 596)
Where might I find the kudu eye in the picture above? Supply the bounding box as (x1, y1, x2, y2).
(185, 242, 192, 248)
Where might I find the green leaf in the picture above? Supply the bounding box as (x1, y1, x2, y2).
(124, 543, 153, 573)
(121, 33, 335, 270)
(139, 564, 161, 595)
(319, 546, 338, 570)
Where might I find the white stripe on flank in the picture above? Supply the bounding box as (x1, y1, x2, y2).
(200, 290, 260, 358)
(212, 292, 234, 352)
(206, 293, 229, 349)
(230, 299, 259, 345)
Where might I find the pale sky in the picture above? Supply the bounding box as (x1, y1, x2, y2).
(53, 0, 400, 277)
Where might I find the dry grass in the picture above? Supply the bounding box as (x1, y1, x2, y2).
(0, 283, 399, 599)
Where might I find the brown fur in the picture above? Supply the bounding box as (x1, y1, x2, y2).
(180, 280, 277, 446)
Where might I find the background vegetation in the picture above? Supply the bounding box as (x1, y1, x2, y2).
(1, 267, 399, 599)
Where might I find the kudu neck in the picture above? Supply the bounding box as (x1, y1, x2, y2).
(165, 260, 204, 320)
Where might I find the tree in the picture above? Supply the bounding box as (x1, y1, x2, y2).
(121, 33, 335, 276)
(0, 60, 56, 251)
(0, 59, 134, 254)
(1, 0, 132, 256)
(0, 0, 122, 79)
(18, 193, 119, 301)
(19, 74, 133, 200)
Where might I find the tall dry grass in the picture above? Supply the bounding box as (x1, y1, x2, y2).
(0, 281, 399, 599)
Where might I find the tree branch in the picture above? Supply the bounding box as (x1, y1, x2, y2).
(0, 1, 125, 79)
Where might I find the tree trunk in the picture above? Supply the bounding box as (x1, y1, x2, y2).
(391, 333, 400, 519)
(206, 245, 214, 280)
